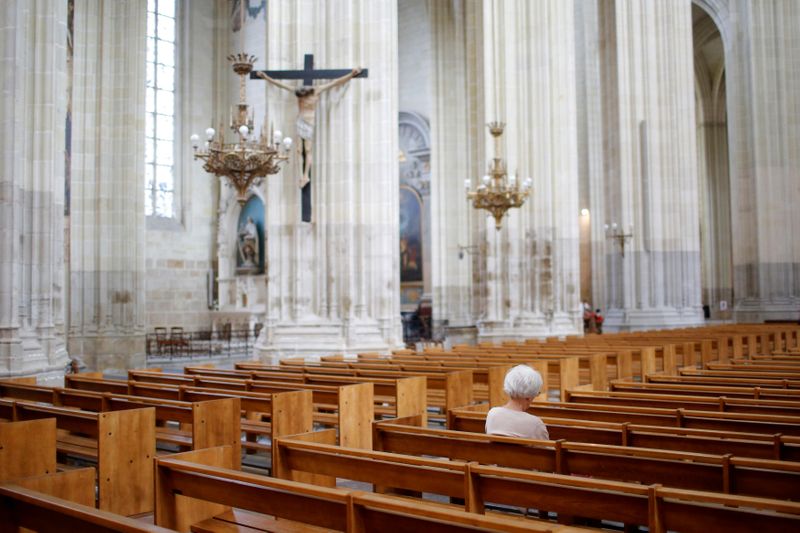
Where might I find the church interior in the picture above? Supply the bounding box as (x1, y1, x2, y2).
(1, 0, 799, 531)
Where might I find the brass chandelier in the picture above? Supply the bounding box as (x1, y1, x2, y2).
(190, 53, 292, 204)
(465, 122, 532, 230)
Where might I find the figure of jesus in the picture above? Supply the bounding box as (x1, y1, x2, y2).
(256, 67, 362, 188)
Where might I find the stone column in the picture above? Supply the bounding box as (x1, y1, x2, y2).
(429, 0, 484, 344)
(252, 0, 402, 360)
(68, 0, 147, 370)
(475, 0, 582, 340)
(723, 0, 800, 321)
(0, 0, 69, 377)
(599, 0, 704, 330)
(575, 0, 609, 314)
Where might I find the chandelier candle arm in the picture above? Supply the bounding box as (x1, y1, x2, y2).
(190, 53, 291, 205)
(465, 122, 532, 230)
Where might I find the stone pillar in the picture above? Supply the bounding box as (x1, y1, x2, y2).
(251, 0, 402, 360)
(68, 0, 147, 370)
(429, 0, 483, 344)
(574, 0, 609, 314)
(599, 0, 704, 330)
(723, 0, 800, 321)
(475, 0, 582, 340)
(0, 0, 69, 377)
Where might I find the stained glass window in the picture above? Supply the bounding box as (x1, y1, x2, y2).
(145, 0, 177, 218)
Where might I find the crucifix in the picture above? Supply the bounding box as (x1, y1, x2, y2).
(252, 54, 368, 222)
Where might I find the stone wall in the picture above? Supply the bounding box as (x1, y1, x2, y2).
(399, 0, 432, 117)
(0, 0, 70, 377)
(144, 1, 221, 333)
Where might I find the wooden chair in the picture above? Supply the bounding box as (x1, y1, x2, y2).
(170, 326, 188, 357)
(154, 326, 169, 355)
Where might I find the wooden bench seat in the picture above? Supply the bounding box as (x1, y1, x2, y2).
(156, 446, 562, 533)
(66, 375, 376, 451)
(133, 368, 428, 421)
(370, 419, 800, 498)
(564, 389, 800, 417)
(188, 364, 469, 414)
(0, 484, 172, 532)
(647, 374, 800, 388)
(0, 380, 243, 459)
(272, 434, 800, 531)
(610, 380, 800, 399)
(384, 414, 800, 460)
(449, 399, 800, 436)
(0, 399, 155, 515)
(191, 508, 335, 533)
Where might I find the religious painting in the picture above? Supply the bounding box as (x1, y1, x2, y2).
(236, 195, 265, 275)
(399, 186, 423, 283)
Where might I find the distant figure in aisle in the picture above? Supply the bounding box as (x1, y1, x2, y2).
(485, 365, 549, 440)
(583, 302, 596, 334)
(595, 309, 604, 334)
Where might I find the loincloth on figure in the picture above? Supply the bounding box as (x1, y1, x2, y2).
(296, 117, 314, 140)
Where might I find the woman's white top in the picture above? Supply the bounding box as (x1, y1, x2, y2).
(485, 406, 549, 440)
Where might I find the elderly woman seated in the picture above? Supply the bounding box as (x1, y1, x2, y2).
(485, 365, 549, 440)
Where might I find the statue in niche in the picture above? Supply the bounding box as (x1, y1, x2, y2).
(237, 216, 260, 273)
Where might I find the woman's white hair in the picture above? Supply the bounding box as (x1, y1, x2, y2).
(503, 364, 543, 399)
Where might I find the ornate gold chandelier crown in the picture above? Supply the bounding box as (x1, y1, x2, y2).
(190, 53, 292, 204)
(465, 122, 532, 229)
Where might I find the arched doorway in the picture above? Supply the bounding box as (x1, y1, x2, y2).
(693, 2, 733, 320)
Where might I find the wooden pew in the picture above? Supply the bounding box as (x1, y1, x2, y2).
(192, 364, 473, 414)
(609, 380, 800, 400)
(272, 433, 800, 531)
(270, 355, 595, 401)
(376, 415, 800, 460)
(0, 417, 165, 528)
(564, 389, 800, 417)
(370, 419, 800, 498)
(647, 374, 800, 389)
(0, 380, 242, 459)
(68, 374, 375, 450)
(0, 484, 172, 533)
(154, 446, 562, 533)
(448, 401, 800, 436)
(0, 400, 153, 515)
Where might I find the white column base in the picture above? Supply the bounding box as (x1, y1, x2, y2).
(603, 307, 705, 332)
(254, 318, 399, 364)
(0, 329, 70, 378)
(68, 333, 146, 373)
(476, 313, 583, 343)
(734, 298, 800, 323)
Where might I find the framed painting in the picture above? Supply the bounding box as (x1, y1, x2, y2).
(399, 185, 423, 283)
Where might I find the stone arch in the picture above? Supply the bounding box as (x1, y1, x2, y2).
(693, 0, 733, 319)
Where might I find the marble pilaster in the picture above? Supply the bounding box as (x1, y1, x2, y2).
(240, 0, 402, 360)
(476, 0, 582, 340)
(429, 0, 483, 341)
(599, 0, 704, 331)
(0, 0, 69, 377)
(722, 0, 800, 321)
(68, 0, 147, 370)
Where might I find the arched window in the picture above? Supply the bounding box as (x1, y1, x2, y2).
(145, 0, 177, 218)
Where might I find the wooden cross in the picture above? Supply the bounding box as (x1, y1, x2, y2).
(251, 53, 368, 87)
(251, 54, 368, 223)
